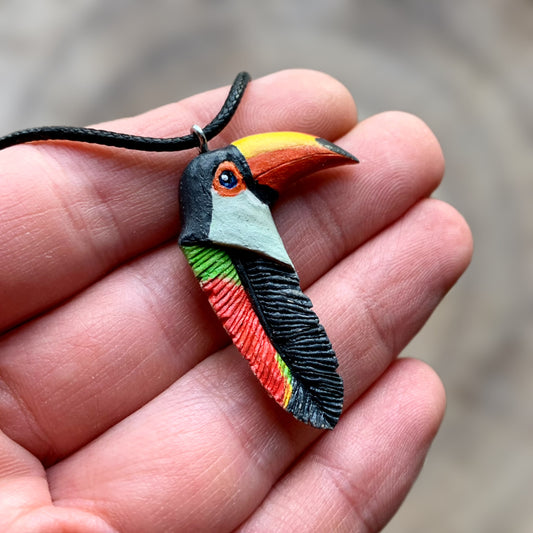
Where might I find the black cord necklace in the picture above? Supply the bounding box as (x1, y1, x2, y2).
(0, 71, 251, 152)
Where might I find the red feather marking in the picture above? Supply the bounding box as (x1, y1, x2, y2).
(201, 276, 290, 405)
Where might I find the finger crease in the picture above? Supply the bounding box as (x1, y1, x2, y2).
(311, 452, 378, 533)
(305, 187, 350, 265)
(356, 281, 397, 360)
(44, 149, 126, 268)
(192, 361, 283, 484)
(0, 374, 56, 462)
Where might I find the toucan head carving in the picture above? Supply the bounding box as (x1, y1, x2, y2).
(178, 131, 358, 266)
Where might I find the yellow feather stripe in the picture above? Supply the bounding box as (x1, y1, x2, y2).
(275, 353, 293, 408)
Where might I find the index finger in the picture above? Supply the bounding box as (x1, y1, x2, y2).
(0, 70, 357, 331)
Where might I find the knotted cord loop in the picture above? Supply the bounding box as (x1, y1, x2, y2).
(0, 72, 251, 152)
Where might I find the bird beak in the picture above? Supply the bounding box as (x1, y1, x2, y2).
(232, 131, 358, 193)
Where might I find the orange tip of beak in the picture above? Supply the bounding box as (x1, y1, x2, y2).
(232, 131, 358, 192)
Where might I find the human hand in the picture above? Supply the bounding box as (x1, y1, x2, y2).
(0, 70, 472, 532)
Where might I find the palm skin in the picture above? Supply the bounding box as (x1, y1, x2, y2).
(0, 70, 472, 532)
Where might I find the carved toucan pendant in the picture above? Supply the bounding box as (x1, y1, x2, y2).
(0, 71, 358, 428)
(179, 131, 358, 429)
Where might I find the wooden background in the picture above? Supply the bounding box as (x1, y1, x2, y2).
(1, 1, 531, 531)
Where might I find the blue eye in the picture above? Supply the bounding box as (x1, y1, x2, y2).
(218, 171, 238, 189)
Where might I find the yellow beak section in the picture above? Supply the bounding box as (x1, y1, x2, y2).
(232, 131, 358, 192)
(233, 132, 320, 159)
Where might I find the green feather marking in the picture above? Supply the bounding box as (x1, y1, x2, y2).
(182, 245, 240, 284)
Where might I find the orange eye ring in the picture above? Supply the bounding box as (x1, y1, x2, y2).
(212, 161, 246, 197)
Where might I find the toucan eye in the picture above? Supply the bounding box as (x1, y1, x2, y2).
(218, 171, 238, 189)
(213, 161, 245, 196)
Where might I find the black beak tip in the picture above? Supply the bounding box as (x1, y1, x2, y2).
(317, 137, 359, 163)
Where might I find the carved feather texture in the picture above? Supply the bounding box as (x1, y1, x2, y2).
(182, 244, 343, 429)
